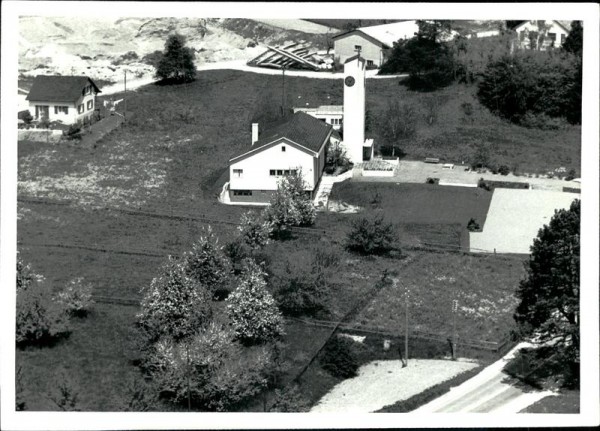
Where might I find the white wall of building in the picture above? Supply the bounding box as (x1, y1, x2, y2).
(29, 91, 97, 125)
(334, 33, 383, 67)
(229, 140, 318, 192)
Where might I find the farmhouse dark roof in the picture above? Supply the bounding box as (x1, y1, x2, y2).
(344, 54, 367, 65)
(26, 75, 101, 103)
(230, 111, 332, 163)
(254, 111, 332, 152)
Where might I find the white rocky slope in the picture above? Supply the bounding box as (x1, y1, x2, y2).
(18, 17, 329, 86)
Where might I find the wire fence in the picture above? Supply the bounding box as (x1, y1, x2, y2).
(18, 196, 529, 262)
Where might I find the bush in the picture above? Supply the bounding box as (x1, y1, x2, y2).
(498, 165, 510, 176)
(345, 213, 398, 255)
(265, 170, 316, 231)
(520, 112, 565, 130)
(238, 211, 273, 250)
(426, 177, 439, 185)
(467, 218, 480, 232)
(64, 124, 82, 140)
(272, 252, 332, 318)
(16, 257, 70, 346)
(565, 169, 577, 181)
(268, 385, 310, 412)
(320, 336, 359, 379)
(54, 277, 94, 317)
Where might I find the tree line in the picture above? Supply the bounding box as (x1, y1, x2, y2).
(379, 20, 583, 127)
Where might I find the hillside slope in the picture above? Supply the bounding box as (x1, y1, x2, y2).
(18, 17, 328, 86)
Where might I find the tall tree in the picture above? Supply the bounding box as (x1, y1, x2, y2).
(226, 259, 284, 345)
(514, 199, 580, 384)
(379, 20, 455, 90)
(264, 170, 316, 231)
(155, 33, 197, 83)
(562, 21, 583, 56)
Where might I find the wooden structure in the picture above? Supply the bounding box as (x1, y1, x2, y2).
(247, 43, 329, 70)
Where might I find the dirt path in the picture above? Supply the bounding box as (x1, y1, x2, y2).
(414, 342, 557, 413)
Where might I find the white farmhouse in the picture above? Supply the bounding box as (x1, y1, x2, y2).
(509, 20, 571, 50)
(228, 111, 335, 204)
(332, 21, 419, 68)
(26, 75, 101, 125)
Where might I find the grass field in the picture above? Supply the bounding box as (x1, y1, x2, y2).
(16, 68, 554, 411)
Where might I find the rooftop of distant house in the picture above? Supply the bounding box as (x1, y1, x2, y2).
(26, 75, 101, 103)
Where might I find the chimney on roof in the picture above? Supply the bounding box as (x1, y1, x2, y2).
(251, 123, 259, 146)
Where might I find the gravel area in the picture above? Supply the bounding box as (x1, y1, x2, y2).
(470, 189, 579, 254)
(310, 359, 479, 413)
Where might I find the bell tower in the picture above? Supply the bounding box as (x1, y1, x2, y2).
(343, 55, 367, 164)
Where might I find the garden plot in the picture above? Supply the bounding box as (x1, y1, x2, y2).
(470, 189, 579, 254)
(310, 359, 478, 413)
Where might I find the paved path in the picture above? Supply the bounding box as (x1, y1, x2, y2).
(313, 170, 353, 209)
(414, 342, 556, 413)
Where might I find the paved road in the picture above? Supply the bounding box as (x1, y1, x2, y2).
(414, 342, 557, 413)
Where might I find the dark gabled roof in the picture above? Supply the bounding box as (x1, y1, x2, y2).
(230, 111, 332, 163)
(26, 75, 101, 103)
(344, 54, 367, 65)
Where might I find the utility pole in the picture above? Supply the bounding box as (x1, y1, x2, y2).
(452, 299, 458, 360)
(281, 65, 286, 117)
(186, 342, 191, 412)
(404, 286, 409, 367)
(124, 70, 127, 124)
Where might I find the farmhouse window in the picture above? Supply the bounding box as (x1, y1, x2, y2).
(281, 146, 286, 152)
(519, 31, 526, 41)
(233, 190, 252, 196)
(269, 169, 276, 176)
(276, 169, 283, 176)
(78, 104, 84, 114)
(354, 45, 362, 51)
(367, 60, 374, 67)
(233, 169, 243, 178)
(87, 100, 94, 110)
(561, 34, 566, 44)
(54, 106, 69, 114)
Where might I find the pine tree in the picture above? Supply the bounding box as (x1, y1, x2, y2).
(155, 33, 197, 83)
(514, 199, 580, 383)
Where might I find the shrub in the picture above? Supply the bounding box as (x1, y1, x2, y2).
(467, 218, 481, 232)
(49, 369, 80, 411)
(54, 278, 94, 317)
(426, 177, 439, 185)
(320, 336, 359, 379)
(268, 385, 310, 412)
(64, 124, 82, 140)
(238, 211, 273, 250)
(477, 178, 491, 191)
(265, 170, 316, 231)
(345, 213, 398, 255)
(226, 259, 284, 345)
(120, 377, 159, 412)
(498, 165, 510, 176)
(565, 169, 577, 181)
(16, 257, 70, 346)
(137, 256, 213, 343)
(272, 252, 332, 318)
(520, 112, 565, 130)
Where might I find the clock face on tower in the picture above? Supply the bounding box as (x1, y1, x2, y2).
(344, 76, 355, 87)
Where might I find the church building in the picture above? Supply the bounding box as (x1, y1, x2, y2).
(226, 56, 372, 204)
